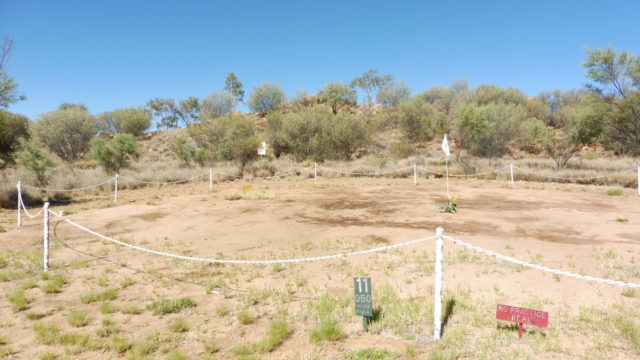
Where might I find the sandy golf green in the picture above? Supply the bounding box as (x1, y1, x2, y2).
(1, 177, 639, 359)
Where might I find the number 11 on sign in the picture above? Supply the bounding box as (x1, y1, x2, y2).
(354, 277, 373, 332)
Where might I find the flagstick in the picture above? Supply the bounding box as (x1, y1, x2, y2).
(445, 156, 450, 200)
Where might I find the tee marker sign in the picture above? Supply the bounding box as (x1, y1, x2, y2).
(496, 304, 548, 339)
(354, 277, 372, 332)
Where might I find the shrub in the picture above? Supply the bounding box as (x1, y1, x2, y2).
(237, 309, 255, 325)
(267, 105, 369, 161)
(188, 114, 260, 170)
(34, 105, 98, 163)
(17, 139, 55, 186)
(169, 135, 197, 166)
(318, 82, 357, 114)
(99, 108, 151, 137)
(389, 141, 415, 159)
(41, 274, 67, 294)
(79, 288, 118, 304)
(33, 323, 61, 345)
(0, 109, 29, 169)
(146, 297, 196, 316)
(90, 134, 139, 173)
(377, 81, 411, 107)
(397, 98, 434, 142)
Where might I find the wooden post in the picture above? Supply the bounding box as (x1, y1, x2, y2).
(114, 174, 119, 204)
(43, 202, 50, 272)
(510, 164, 514, 186)
(17, 182, 22, 227)
(433, 227, 444, 340)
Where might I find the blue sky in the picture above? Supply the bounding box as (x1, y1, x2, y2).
(2, 0, 639, 119)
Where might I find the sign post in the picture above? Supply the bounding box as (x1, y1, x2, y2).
(354, 277, 373, 332)
(257, 142, 266, 157)
(496, 304, 548, 339)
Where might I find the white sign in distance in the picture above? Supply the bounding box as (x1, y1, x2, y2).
(257, 141, 267, 156)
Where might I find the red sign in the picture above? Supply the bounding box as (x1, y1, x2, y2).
(496, 304, 548, 328)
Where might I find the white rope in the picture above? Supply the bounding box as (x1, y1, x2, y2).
(513, 166, 636, 181)
(21, 178, 114, 192)
(318, 165, 414, 176)
(119, 173, 206, 185)
(418, 165, 509, 177)
(213, 170, 299, 179)
(442, 234, 640, 288)
(51, 211, 433, 264)
(18, 192, 44, 218)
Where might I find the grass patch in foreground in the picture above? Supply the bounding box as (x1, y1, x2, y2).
(346, 348, 400, 360)
(41, 274, 67, 294)
(8, 289, 30, 311)
(146, 297, 196, 315)
(68, 310, 90, 327)
(79, 288, 118, 304)
(310, 317, 346, 343)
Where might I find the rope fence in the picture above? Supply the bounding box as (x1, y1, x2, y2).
(14, 197, 640, 342)
(14, 164, 640, 205)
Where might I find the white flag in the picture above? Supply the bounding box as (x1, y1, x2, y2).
(441, 134, 450, 157)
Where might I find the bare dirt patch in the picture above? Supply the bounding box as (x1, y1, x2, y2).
(1, 177, 639, 359)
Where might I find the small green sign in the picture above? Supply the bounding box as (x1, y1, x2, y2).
(354, 277, 373, 317)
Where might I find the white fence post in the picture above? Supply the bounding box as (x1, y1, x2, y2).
(209, 168, 213, 191)
(43, 202, 50, 272)
(114, 174, 119, 204)
(413, 164, 417, 186)
(314, 163, 317, 184)
(17, 181, 22, 227)
(510, 164, 514, 186)
(637, 166, 639, 196)
(434, 227, 444, 341)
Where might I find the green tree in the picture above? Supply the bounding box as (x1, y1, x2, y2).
(224, 72, 245, 103)
(17, 139, 55, 186)
(377, 81, 411, 107)
(466, 103, 524, 162)
(0, 110, 29, 169)
(583, 48, 640, 154)
(34, 105, 98, 164)
(317, 82, 356, 114)
(176, 97, 200, 126)
(350, 69, 394, 105)
(248, 83, 286, 114)
(99, 108, 151, 137)
(147, 98, 178, 130)
(90, 134, 139, 173)
(0, 38, 26, 108)
(201, 91, 237, 121)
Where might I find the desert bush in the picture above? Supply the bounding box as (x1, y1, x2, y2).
(466, 103, 524, 161)
(169, 135, 197, 166)
(34, 105, 98, 163)
(397, 98, 434, 142)
(188, 114, 260, 170)
(390, 141, 415, 159)
(267, 105, 369, 161)
(17, 139, 55, 186)
(0, 110, 29, 169)
(201, 91, 237, 121)
(90, 134, 139, 173)
(99, 108, 151, 137)
(248, 82, 285, 113)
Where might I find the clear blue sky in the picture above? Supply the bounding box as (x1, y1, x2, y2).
(2, 0, 639, 119)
